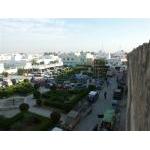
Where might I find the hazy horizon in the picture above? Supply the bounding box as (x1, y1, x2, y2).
(0, 18, 150, 53)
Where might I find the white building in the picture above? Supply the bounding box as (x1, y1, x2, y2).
(0, 54, 11, 61)
(60, 51, 95, 67)
(24, 54, 63, 71)
(5, 68, 18, 74)
(0, 63, 4, 73)
(0, 53, 27, 73)
(86, 53, 95, 65)
(106, 50, 128, 68)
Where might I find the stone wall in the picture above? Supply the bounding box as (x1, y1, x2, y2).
(126, 42, 150, 130)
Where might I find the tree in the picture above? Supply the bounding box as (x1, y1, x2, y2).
(19, 103, 29, 112)
(95, 59, 106, 66)
(50, 111, 61, 124)
(24, 79, 29, 83)
(88, 85, 96, 91)
(33, 90, 41, 99)
(2, 72, 8, 77)
(17, 68, 26, 76)
(31, 59, 37, 65)
(36, 99, 42, 106)
(50, 84, 57, 91)
(34, 83, 40, 90)
(0, 115, 8, 130)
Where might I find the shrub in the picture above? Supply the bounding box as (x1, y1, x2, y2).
(50, 84, 57, 91)
(43, 100, 50, 106)
(14, 82, 33, 95)
(33, 90, 41, 99)
(0, 116, 8, 130)
(24, 79, 29, 83)
(34, 83, 40, 90)
(36, 99, 42, 106)
(88, 85, 96, 91)
(2, 72, 9, 77)
(19, 103, 29, 112)
(50, 111, 61, 124)
(17, 69, 27, 76)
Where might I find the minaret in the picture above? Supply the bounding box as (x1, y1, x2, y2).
(108, 51, 111, 59)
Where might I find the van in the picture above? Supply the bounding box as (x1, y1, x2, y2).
(88, 91, 99, 103)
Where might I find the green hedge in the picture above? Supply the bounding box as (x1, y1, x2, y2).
(42, 89, 89, 113)
(0, 82, 33, 98)
(0, 112, 55, 131)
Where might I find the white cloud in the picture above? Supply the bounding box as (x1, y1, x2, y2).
(0, 18, 67, 35)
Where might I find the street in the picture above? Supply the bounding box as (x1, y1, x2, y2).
(74, 77, 118, 131)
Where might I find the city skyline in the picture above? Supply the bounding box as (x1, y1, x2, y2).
(0, 18, 150, 53)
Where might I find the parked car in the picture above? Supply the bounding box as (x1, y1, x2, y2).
(45, 82, 54, 88)
(113, 89, 122, 100)
(100, 109, 116, 131)
(88, 91, 99, 103)
(75, 83, 86, 89)
(111, 100, 120, 113)
(96, 85, 102, 90)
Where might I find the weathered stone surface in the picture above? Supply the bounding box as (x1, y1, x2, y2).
(126, 42, 150, 130)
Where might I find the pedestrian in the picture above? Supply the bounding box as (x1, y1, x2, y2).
(116, 76, 119, 84)
(104, 91, 107, 99)
(109, 80, 112, 88)
(107, 80, 109, 87)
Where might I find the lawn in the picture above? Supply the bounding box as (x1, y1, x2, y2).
(0, 112, 54, 131)
(42, 89, 89, 113)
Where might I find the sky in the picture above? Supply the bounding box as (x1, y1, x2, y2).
(0, 18, 150, 53)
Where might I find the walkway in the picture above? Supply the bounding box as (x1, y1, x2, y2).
(0, 89, 67, 123)
(24, 95, 67, 122)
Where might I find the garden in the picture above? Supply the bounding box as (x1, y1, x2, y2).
(0, 112, 55, 131)
(0, 81, 33, 98)
(41, 89, 89, 113)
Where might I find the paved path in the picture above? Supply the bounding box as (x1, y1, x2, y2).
(0, 92, 67, 122)
(74, 77, 118, 131)
(24, 95, 67, 122)
(0, 109, 20, 118)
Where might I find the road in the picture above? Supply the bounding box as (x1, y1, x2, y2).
(74, 77, 118, 131)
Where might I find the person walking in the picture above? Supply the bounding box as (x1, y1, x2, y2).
(104, 91, 107, 99)
(116, 76, 119, 84)
(109, 80, 112, 88)
(106, 80, 109, 87)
